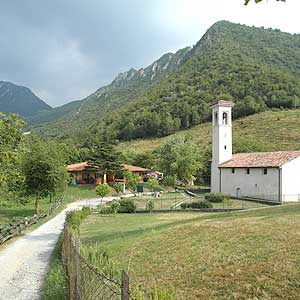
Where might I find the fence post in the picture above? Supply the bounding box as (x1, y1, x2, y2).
(121, 271, 130, 300)
(75, 238, 81, 300)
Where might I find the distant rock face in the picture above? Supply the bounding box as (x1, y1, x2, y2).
(0, 81, 51, 117)
(111, 47, 192, 88)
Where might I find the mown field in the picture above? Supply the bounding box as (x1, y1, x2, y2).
(80, 204, 300, 300)
(117, 109, 300, 155)
(0, 185, 96, 226)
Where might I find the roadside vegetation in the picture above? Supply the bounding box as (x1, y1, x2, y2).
(80, 204, 300, 300)
(0, 185, 96, 227)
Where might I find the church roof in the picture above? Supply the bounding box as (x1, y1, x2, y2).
(219, 151, 300, 168)
(210, 100, 235, 108)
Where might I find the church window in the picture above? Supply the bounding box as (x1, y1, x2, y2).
(214, 112, 218, 125)
(232, 168, 235, 174)
(263, 168, 268, 175)
(224, 145, 227, 150)
(222, 112, 228, 125)
(246, 168, 250, 175)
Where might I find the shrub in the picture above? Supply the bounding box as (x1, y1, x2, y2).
(146, 200, 154, 212)
(96, 184, 111, 198)
(204, 193, 227, 203)
(98, 206, 114, 214)
(66, 206, 91, 230)
(180, 202, 189, 209)
(190, 200, 212, 209)
(111, 201, 120, 214)
(180, 200, 212, 209)
(113, 183, 123, 194)
(118, 199, 137, 213)
(163, 175, 177, 187)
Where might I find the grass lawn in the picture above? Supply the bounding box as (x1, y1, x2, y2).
(80, 204, 300, 300)
(0, 185, 97, 226)
(126, 192, 268, 210)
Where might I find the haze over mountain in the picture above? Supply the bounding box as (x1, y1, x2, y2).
(28, 21, 300, 145)
(0, 81, 51, 117)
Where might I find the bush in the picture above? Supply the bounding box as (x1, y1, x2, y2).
(66, 206, 91, 230)
(118, 199, 137, 213)
(204, 193, 227, 203)
(146, 200, 154, 212)
(98, 206, 114, 214)
(190, 200, 212, 209)
(163, 175, 177, 187)
(180, 202, 189, 209)
(113, 183, 123, 194)
(111, 201, 120, 214)
(96, 184, 111, 198)
(180, 200, 212, 209)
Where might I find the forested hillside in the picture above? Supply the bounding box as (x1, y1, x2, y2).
(30, 21, 300, 144)
(104, 21, 300, 142)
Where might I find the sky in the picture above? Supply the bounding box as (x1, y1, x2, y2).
(0, 0, 299, 107)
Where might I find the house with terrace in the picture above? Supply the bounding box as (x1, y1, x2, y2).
(67, 162, 162, 185)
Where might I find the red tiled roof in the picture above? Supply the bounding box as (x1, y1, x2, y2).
(67, 162, 96, 172)
(122, 164, 152, 173)
(220, 151, 300, 168)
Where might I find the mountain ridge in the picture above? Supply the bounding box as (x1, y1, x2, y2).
(0, 81, 51, 117)
(29, 21, 300, 144)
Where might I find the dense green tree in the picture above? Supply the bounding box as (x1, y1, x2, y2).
(233, 96, 267, 118)
(0, 113, 24, 195)
(124, 170, 139, 191)
(157, 136, 201, 184)
(21, 138, 68, 214)
(87, 142, 124, 175)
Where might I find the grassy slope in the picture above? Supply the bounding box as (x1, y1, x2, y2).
(117, 109, 300, 155)
(80, 204, 300, 300)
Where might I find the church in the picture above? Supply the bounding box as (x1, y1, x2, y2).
(210, 100, 300, 203)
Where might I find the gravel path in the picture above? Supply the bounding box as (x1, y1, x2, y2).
(0, 195, 131, 300)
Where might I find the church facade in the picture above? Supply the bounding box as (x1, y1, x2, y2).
(210, 100, 300, 203)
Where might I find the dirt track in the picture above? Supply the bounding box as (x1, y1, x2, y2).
(0, 197, 112, 300)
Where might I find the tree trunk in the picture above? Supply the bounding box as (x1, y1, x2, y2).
(35, 194, 40, 215)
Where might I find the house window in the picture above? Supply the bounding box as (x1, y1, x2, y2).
(263, 168, 268, 175)
(246, 168, 250, 175)
(232, 168, 235, 174)
(222, 112, 228, 125)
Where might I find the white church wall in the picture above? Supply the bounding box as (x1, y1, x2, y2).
(281, 157, 300, 202)
(220, 168, 280, 202)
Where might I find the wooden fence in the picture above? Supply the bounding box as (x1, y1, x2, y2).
(0, 195, 64, 245)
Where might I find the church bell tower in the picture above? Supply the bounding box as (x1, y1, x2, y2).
(210, 100, 234, 192)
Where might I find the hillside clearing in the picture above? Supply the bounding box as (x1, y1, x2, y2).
(80, 204, 300, 300)
(117, 109, 300, 155)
